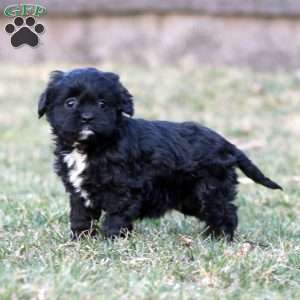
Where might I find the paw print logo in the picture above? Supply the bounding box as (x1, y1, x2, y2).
(5, 16, 45, 48)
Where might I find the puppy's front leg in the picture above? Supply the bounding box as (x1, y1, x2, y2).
(70, 194, 101, 240)
(102, 213, 133, 239)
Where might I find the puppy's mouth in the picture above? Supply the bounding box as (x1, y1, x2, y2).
(78, 126, 95, 141)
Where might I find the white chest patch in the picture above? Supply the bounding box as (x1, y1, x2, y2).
(63, 149, 92, 208)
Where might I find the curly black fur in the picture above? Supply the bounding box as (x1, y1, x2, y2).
(38, 68, 282, 241)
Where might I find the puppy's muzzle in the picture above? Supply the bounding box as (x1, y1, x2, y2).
(81, 112, 94, 124)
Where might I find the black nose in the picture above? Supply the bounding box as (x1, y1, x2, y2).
(81, 112, 94, 123)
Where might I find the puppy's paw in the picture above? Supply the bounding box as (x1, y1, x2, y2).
(70, 228, 98, 241)
(204, 226, 235, 242)
(102, 224, 133, 240)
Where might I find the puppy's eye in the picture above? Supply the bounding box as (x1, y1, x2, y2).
(97, 99, 106, 108)
(65, 98, 78, 109)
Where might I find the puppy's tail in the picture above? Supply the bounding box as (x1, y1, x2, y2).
(234, 148, 283, 190)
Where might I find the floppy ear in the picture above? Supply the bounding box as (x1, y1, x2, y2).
(38, 70, 64, 118)
(105, 72, 134, 117)
(119, 84, 134, 116)
(104, 72, 119, 82)
(38, 91, 48, 118)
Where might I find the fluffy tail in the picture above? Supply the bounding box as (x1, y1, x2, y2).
(235, 148, 283, 190)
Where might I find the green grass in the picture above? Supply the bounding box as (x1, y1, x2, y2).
(0, 64, 299, 299)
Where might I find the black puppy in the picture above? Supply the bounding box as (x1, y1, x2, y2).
(38, 68, 282, 241)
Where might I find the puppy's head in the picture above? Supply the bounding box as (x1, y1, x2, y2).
(38, 68, 134, 144)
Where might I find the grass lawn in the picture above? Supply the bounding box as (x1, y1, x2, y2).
(0, 64, 299, 299)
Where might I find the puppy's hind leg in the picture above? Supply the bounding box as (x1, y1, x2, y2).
(200, 180, 238, 241)
(179, 177, 238, 241)
(203, 201, 238, 241)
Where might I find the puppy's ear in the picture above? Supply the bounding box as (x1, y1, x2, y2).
(105, 72, 134, 117)
(104, 72, 120, 82)
(38, 91, 48, 119)
(38, 70, 64, 118)
(119, 84, 134, 117)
